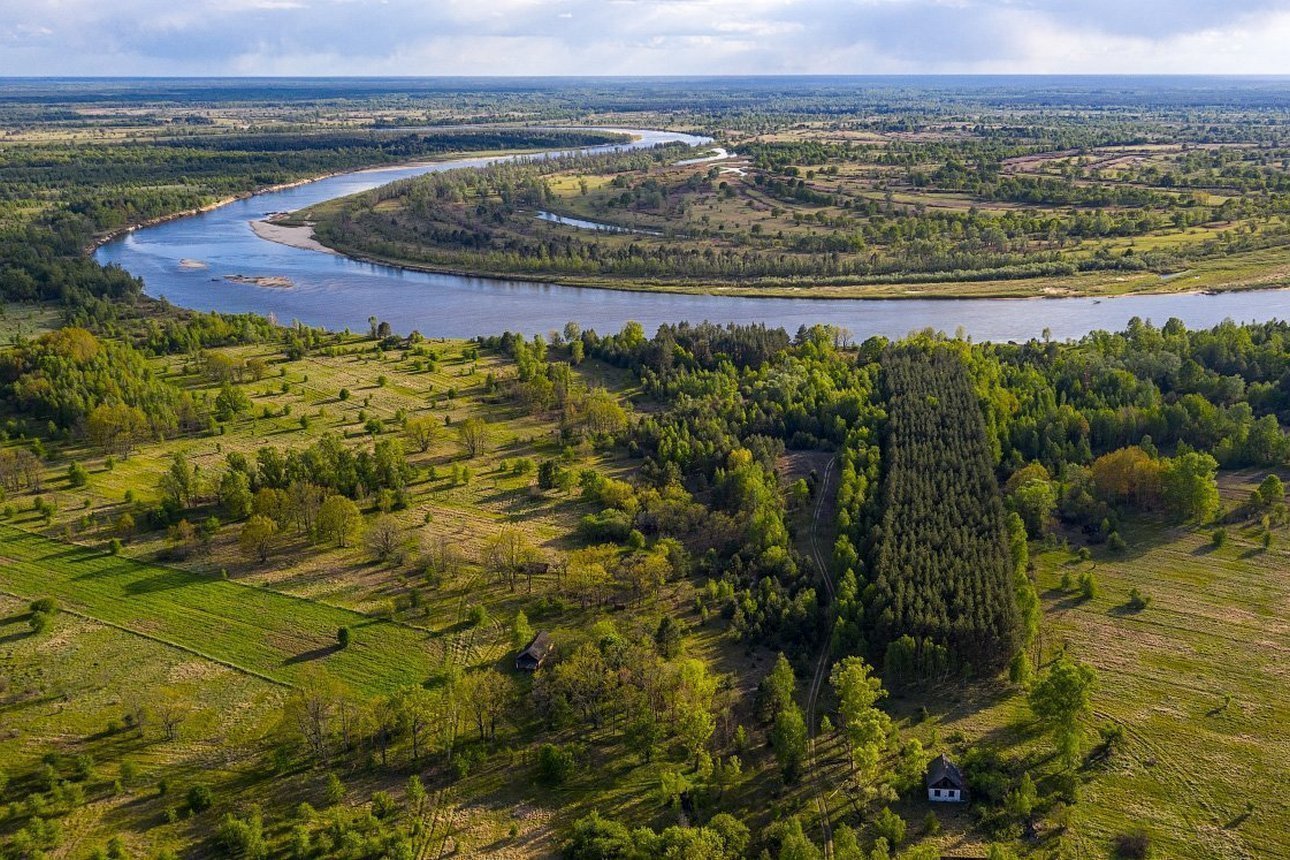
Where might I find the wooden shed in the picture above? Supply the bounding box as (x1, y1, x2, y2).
(515, 631, 553, 671)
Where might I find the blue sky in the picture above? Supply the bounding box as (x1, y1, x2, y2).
(3, 0, 1290, 76)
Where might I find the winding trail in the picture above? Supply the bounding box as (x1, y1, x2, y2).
(805, 455, 839, 859)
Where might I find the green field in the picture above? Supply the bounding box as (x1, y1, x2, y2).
(1, 524, 434, 695)
(1028, 517, 1290, 858)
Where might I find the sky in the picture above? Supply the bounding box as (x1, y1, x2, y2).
(3, 0, 1290, 77)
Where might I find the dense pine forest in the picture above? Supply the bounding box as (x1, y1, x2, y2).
(868, 348, 1021, 675)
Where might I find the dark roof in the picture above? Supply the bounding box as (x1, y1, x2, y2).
(925, 754, 965, 789)
(516, 631, 553, 665)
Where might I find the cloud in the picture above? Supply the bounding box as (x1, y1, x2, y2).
(1, 0, 1289, 75)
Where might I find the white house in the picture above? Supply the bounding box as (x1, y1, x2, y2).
(925, 753, 966, 803)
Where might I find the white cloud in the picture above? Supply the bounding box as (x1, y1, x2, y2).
(0, 0, 1289, 75)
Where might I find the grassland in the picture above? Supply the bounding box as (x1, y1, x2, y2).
(0, 523, 437, 694)
(0, 329, 778, 856)
(0, 592, 290, 860)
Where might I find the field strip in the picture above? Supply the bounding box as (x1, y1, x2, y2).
(0, 586, 290, 688)
(0, 524, 434, 695)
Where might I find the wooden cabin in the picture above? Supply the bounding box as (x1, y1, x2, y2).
(515, 631, 553, 671)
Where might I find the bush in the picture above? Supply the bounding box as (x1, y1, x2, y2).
(1126, 588, 1150, 611)
(28, 611, 52, 634)
(186, 784, 213, 813)
(578, 508, 633, 542)
(1112, 829, 1153, 859)
(370, 790, 396, 819)
(1079, 571, 1098, 600)
(536, 743, 576, 786)
(873, 807, 907, 845)
(337, 627, 351, 649)
(1211, 527, 1227, 548)
(30, 597, 58, 615)
(324, 773, 345, 805)
(217, 811, 266, 860)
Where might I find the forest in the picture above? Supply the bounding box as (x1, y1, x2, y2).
(1, 79, 1289, 860)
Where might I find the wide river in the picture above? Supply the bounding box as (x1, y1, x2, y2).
(96, 129, 1290, 342)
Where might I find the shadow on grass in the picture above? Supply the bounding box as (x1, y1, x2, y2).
(1225, 808, 1253, 829)
(1108, 601, 1148, 618)
(283, 643, 343, 665)
(124, 568, 208, 595)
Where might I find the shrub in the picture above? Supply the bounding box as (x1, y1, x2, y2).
(30, 597, 58, 615)
(536, 743, 576, 786)
(578, 508, 633, 542)
(1211, 527, 1227, 548)
(186, 784, 213, 813)
(217, 811, 266, 860)
(324, 773, 345, 805)
(1112, 830, 1152, 859)
(337, 627, 351, 649)
(1126, 588, 1150, 611)
(873, 807, 907, 845)
(1079, 571, 1098, 600)
(370, 791, 396, 819)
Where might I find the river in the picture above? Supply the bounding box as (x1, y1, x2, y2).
(94, 129, 1290, 342)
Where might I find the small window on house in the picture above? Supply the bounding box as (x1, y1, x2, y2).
(932, 789, 941, 798)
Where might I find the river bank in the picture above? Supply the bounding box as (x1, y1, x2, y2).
(295, 228, 1290, 301)
(250, 218, 338, 256)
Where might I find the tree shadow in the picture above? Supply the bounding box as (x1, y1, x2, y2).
(1225, 808, 1253, 829)
(123, 568, 205, 595)
(283, 643, 342, 666)
(1108, 601, 1146, 618)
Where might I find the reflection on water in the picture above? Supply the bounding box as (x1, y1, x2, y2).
(96, 129, 1290, 342)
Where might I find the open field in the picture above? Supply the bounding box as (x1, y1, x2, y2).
(0, 523, 436, 694)
(0, 593, 291, 860)
(1030, 519, 1290, 860)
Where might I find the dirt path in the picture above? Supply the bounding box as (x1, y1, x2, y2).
(805, 455, 839, 859)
